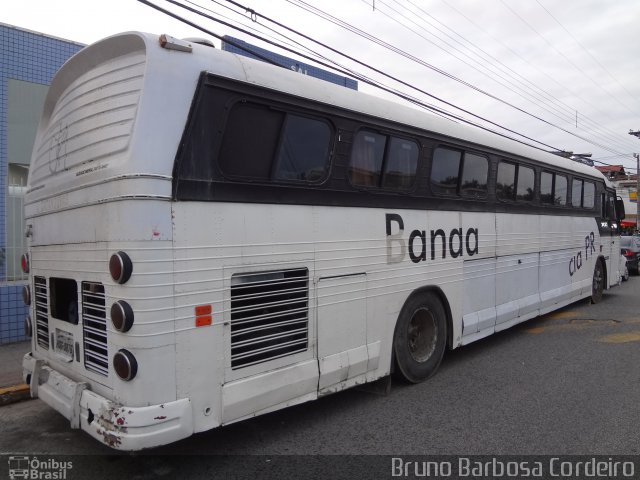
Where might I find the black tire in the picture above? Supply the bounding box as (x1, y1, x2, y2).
(591, 260, 604, 304)
(393, 292, 447, 383)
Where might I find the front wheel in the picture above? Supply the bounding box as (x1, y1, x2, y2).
(393, 292, 447, 383)
(591, 260, 604, 304)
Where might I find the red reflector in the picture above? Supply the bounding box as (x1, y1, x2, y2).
(196, 316, 212, 327)
(195, 304, 212, 316)
(195, 304, 212, 327)
(21, 254, 29, 274)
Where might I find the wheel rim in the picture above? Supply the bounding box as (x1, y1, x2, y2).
(407, 307, 437, 363)
(593, 263, 603, 293)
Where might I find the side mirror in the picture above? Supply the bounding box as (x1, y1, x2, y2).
(616, 197, 626, 221)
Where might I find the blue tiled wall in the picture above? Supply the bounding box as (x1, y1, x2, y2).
(0, 24, 83, 344)
(222, 36, 358, 90)
(0, 284, 27, 344)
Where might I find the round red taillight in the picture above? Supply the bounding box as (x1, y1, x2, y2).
(113, 349, 138, 381)
(21, 253, 30, 274)
(109, 251, 133, 284)
(22, 285, 31, 306)
(111, 301, 134, 332)
(25, 315, 33, 338)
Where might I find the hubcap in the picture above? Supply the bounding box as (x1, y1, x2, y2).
(407, 307, 437, 363)
(593, 264, 603, 292)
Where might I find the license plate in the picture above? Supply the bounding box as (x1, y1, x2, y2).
(55, 329, 74, 361)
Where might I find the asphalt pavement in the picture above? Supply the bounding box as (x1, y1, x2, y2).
(0, 341, 30, 406)
(0, 341, 28, 388)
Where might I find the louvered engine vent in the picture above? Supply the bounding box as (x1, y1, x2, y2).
(34, 276, 49, 349)
(82, 282, 108, 376)
(230, 268, 309, 369)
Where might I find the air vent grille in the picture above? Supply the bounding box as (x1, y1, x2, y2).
(230, 268, 309, 369)
(34, 276, 49, 349)
(82, 282, 108, 376)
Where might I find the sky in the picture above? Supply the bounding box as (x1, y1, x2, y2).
(4, 0, 640, 173)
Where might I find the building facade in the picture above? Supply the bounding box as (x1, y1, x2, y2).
(0, 24, 83, 344)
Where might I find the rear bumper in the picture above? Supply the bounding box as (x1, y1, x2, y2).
(22, 352, 193, 451)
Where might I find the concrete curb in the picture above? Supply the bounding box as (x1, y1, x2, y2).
(0, 384, 32, 406)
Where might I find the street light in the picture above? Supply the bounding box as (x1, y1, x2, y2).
(628, 130, 640, 234)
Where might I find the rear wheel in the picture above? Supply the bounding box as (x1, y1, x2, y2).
(591, 260, 604, 304)
(393, 293, 447, 383)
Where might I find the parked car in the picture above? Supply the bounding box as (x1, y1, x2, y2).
(620, 255, 630, 281)
(620, 235, 640, 275)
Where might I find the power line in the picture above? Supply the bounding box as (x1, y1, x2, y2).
(379, 0, 640, 154)
(437, 0, 640, 152)
(139, 0, 638, 172)
(499, 0, 636, 118)
(535, 0, 637, 104)
(142, 0, 569, 152)
(366, 0, 636, 156)
(282, 0, 631, 158)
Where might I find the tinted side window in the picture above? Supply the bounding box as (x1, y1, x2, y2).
(382, 137, 419, 190)
(516, 166, 535, 202)
(541, 171, 554, 204)
(572, 179, 583, 207)
(460, 153, 488, 198)
(496, 162, 516, 200)
(274, 115, 331, 182)
(217, 102, 332, 183)
(541, 171, 568, 206)
(349, 131, 386, 187)
(219, 102, 284, 179)
(583, 181, 595, 209)
(431, 148, 461, 194)
(555, 175, 567, 205)
(606, 193, 616, 219)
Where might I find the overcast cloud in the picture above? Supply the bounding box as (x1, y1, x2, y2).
(4, 0, 639, 171)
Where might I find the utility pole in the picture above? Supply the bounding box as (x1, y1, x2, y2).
(628, 130, 640, 234)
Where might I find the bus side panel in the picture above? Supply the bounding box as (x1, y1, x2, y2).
(572, 217, 601, 297)
(172, 202, 318, 427)
(460, 212, 497, 344)
(315, 206, 398, 393)
(539, 215, 581, 310)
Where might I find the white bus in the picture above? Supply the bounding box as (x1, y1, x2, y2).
(21, 32, 623, 450)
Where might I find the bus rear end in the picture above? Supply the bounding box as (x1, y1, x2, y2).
(21, 33, 194, 450)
